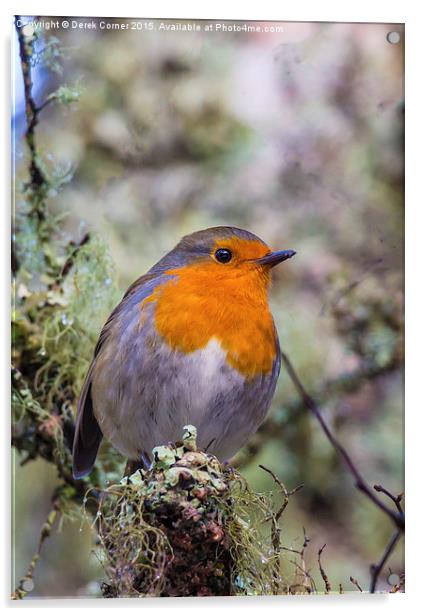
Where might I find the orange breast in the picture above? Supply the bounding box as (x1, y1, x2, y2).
(142, 261, 277, 379)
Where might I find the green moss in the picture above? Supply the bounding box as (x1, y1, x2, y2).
(95, 425, 293, 597)
(12, 232, 121, 479)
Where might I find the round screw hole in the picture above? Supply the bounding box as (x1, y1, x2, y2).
(22, 579, 35, 592)
(387, 31, 401, 44)
(22, 24, 35, 37)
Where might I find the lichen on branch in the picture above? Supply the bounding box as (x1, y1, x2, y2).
(94, 425, 296, 597)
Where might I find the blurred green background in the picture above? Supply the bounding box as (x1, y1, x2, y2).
(12, 19, 404, 596)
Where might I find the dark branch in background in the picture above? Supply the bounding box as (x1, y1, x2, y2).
(281, 352, 403, 530)
(374, 484, 404, 515)
(234, 353, 400, 468)
(280, 351, 404, 592)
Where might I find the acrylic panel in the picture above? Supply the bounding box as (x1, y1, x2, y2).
(11, 16, 404, 598)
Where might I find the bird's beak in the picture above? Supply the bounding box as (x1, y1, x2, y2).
(256, 249, 296, 267)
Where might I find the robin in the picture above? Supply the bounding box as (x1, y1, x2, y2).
(72, 226, 295, 479)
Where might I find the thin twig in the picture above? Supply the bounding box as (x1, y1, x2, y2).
(317, 544, 332, 594)
(57, 232, 91, 281)
(373, 484, 404, 515)
(288, 559, 316, 593)
(258, 464, 303, 594)
(350, 576, 363, 592)
(281, 351, 404, 531)
(302, 527, 310, 550)
(369, 529, 402, 593)
(280, 546, 303, 555)
(259, 464, 303, 521)
(279, 528, 315, 594)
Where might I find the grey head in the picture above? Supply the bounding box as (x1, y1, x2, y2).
(148, 226, 268, 275)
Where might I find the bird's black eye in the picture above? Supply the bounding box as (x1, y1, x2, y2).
(215, 248, 233, 264)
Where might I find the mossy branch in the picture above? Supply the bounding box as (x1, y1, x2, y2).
(94, 426, 304, 597)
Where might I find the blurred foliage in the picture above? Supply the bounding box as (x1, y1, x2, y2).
(12, 18, 404, 596)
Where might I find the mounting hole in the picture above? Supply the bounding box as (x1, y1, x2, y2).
(386, 31, 400, 44)
(22, 24, 35, 37)
(387, 572, 400, 586)
(22, 579, 34, 592)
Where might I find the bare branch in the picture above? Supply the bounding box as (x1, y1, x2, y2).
(259, 464, 303, 521)
(373, 484, 404, 515)
(234, 352, 400, 469)
(280, 350, 404, 592)
(280, 351, 404, 531)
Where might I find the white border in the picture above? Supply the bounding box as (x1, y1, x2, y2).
(0, 0, 410, 22)
(2, 0, 420, 613)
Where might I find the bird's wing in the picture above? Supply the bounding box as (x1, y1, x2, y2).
(72, 272, 165, 479)
(272, 327, 281, 384)
(262, 321, 281, 409)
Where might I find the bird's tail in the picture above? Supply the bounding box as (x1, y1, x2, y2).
(72, 378, 103, 479)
